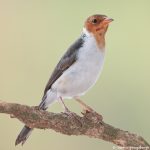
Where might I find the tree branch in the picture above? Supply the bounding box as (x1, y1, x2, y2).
(0, 100, 149, 148)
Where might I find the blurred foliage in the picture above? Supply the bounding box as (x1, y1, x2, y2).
(0, 0, 149, 149)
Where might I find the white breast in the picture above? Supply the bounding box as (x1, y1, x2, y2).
(52, 30, 105, 99)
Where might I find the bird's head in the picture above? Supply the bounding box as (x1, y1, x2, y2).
(84, 14, 113, 36)
(84, 14, 113, 49)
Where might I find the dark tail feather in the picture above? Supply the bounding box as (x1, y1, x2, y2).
(15, 95, 51, 146)
(15, 102, 47, 146)
(38, 99, 48, 110)
(15, 126, 33, 146)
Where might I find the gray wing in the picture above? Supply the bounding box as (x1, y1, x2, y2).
(43, 37, 84, 95)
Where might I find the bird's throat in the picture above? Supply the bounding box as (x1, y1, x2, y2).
(82, 27, 105, 51)
(94, 33, 105, 50)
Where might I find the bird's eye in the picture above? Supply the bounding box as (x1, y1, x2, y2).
(92, 18, 98, 24)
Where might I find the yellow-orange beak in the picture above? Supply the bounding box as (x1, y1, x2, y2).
(102, 17, 114, 25)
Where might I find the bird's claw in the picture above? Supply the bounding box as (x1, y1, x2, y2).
(63, 109, 83, 127)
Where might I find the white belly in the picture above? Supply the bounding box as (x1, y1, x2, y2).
(52, 35, 105, 99)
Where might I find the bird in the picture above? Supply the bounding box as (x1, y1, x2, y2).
(15, 14, 113, 146)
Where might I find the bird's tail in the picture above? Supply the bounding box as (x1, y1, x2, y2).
(15, 89, 57, 146)
(15, 126, 33, 146)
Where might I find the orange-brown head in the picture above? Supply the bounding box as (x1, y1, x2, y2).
(84, 14, 113, 49)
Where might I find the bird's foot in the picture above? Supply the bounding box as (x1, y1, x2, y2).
(81, 109, 103, 123)
(63, 108, 83, 127)
(81, 108, 91, 115)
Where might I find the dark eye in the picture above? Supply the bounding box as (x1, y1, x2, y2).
(92, 18, 98, 24)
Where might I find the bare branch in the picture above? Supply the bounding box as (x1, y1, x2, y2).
(0, 100, 149, 148)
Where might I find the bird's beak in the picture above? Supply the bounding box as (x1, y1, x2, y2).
(102, 17, 114, 24)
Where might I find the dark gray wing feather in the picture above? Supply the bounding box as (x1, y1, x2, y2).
(43, 37, 84, 95)
(16, 36, 85, 146)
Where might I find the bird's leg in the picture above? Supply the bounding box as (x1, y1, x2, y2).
(75, 97, 103, 121)
(59, 97, 71, 113)
(59, 97, 82, 126)
(74, 97, 93, 113)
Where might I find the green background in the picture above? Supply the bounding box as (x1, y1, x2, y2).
(0, 0, 150, 149)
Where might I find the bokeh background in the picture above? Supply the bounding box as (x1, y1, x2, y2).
(0, 0, 150, 149)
